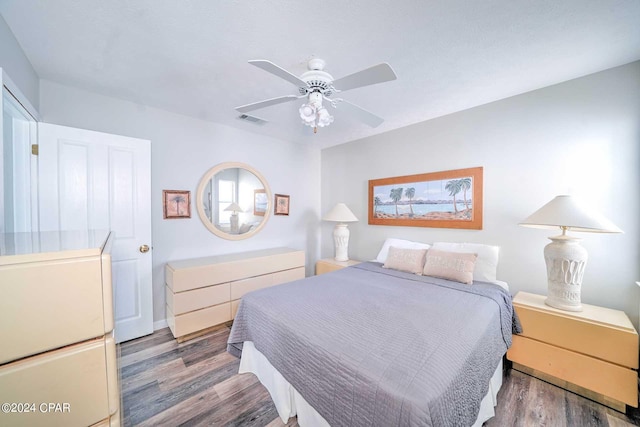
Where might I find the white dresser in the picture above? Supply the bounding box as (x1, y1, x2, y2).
(166, 247, 305, 341)
(0, 230, 120, 427)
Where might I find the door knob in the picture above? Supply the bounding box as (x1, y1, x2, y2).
(139, 244, 150, 253)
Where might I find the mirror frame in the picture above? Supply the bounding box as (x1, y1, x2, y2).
(196, 162, 272, 240)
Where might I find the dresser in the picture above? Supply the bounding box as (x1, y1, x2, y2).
(165, 247, 305, 341)
(507, 291, 638, 412)
(0, 230, 120, 427)
(315, 258, 361, 275)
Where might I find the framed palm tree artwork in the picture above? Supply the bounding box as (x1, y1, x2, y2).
(163, 190, 191, 219)
(368, 167, 483, 229)
(274, 194, 290, 215)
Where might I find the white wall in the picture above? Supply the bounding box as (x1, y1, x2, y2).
(0, 16, 39, 110)
(40, 80, 321, 326)
(321, 61, 640, 327)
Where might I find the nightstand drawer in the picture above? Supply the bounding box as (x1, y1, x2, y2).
(508, 335, 637, 407)
(516, 301, 638, 368)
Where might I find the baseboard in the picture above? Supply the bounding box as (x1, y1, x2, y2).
(154, 319, 168, 331)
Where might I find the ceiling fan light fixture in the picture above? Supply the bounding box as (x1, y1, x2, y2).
(317, 108, 334, 127)
(299, 104, 317, 125)
(236, 58, 397, 133)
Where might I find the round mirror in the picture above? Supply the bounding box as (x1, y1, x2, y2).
(196, 162, 272, 240)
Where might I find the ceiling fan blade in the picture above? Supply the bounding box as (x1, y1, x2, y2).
(332, 63, 397, 92)
(235, 95, 300, 113)
(333, 99, 385, 128)
(249, 60, 307, 87)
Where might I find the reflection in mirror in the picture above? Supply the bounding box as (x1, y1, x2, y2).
(1, 87, 38, 233)
(197, 162, 272, 240)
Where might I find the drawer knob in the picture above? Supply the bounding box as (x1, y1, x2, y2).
(139, 244, 150, 253)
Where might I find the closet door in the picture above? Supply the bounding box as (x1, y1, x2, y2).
(38, 123, 153, 343)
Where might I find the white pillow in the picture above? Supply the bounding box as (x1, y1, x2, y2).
(383, 246, 428, 275)
(375, 238, 431, 263)
(423, 249, 478, 285)
(431, 242, 499, 283)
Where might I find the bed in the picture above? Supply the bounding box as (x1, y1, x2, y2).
(227, 243, 520, 426)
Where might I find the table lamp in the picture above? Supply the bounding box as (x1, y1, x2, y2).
(224, 202, 243, 233)
(519, 195, 622, 312)
(323, 203, 358, 262)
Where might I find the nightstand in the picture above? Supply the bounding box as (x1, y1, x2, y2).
(315, 258, 361, 275)
(507, 291, 638, 412)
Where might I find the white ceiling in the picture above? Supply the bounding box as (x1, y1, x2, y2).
(1, 1, 639, 149)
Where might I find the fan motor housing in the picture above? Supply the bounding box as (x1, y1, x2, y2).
(299, 64, 334, 96)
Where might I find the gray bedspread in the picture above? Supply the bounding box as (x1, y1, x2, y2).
(227, 262, 521, 426)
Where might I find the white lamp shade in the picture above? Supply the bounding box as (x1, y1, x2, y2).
(519, 195, 622, 233)
(224, 202, 243, 213)
(323, 203, 358, 222)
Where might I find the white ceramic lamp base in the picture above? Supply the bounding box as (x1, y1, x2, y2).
(230, 213, 239, 233)
(543, 235, 588, 312)
(332, 223, 350, 262)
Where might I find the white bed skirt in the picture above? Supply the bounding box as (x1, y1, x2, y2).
(239, 341, 503, 427)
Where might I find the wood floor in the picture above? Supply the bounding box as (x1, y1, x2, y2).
(120, 326, 640, 426)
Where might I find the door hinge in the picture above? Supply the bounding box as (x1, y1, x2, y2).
(31, 144, 39, 155)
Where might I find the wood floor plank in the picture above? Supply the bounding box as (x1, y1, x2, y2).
(214, 371, 262, 401)
(523, 373, 570, 427)
(123, 357, 239, 425)
(135, 380, 222, 427)
(180, 374, 277, 426)
(264, 416, 300, 427)
(157, 350, 237, 392)
(120, 327, 640, 426)
(121, 357, 185, 394)
(119, 327, 173, 357)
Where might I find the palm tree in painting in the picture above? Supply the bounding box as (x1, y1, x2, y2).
(173, 195, 186, 215)
(404, 187, 415, 216)
(458, 178, 472, 211)
(444, 180, 462, 214)
(389, 188, 403, 216)
(374, 196, 382, 215)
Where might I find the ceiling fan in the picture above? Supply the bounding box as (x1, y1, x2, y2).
(235, 58, 397, 133)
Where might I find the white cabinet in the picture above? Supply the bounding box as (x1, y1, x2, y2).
(0, 230, 120, 427)
(166, 247, 306, 341)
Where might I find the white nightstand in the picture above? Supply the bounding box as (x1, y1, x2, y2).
(507, 291, 638, 412)
(315, 258, 361, 275)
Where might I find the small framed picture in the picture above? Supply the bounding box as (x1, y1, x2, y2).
(254, 189, 267, 216)
(163, 190, 191, 219)
(274, 194, 290, 216)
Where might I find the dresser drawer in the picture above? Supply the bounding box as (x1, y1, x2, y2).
(273, 267, 305, 284)
(508, 335, 637, 407)
(165, 283, 230, 315)
(230, 273, 273, 300)
(516, 302, 638, 368)
(0, 338, 112, 427)
(167, 302, 231, 337)
(166, 249, 305, 292)
(0, 258, 107, 364)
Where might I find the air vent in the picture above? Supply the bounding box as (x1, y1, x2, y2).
(237, 114, 268, 125)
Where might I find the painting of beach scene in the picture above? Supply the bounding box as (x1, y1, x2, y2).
(368, 167, 483, 229)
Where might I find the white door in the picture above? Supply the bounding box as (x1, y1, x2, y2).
(38, 123, 153, 343)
